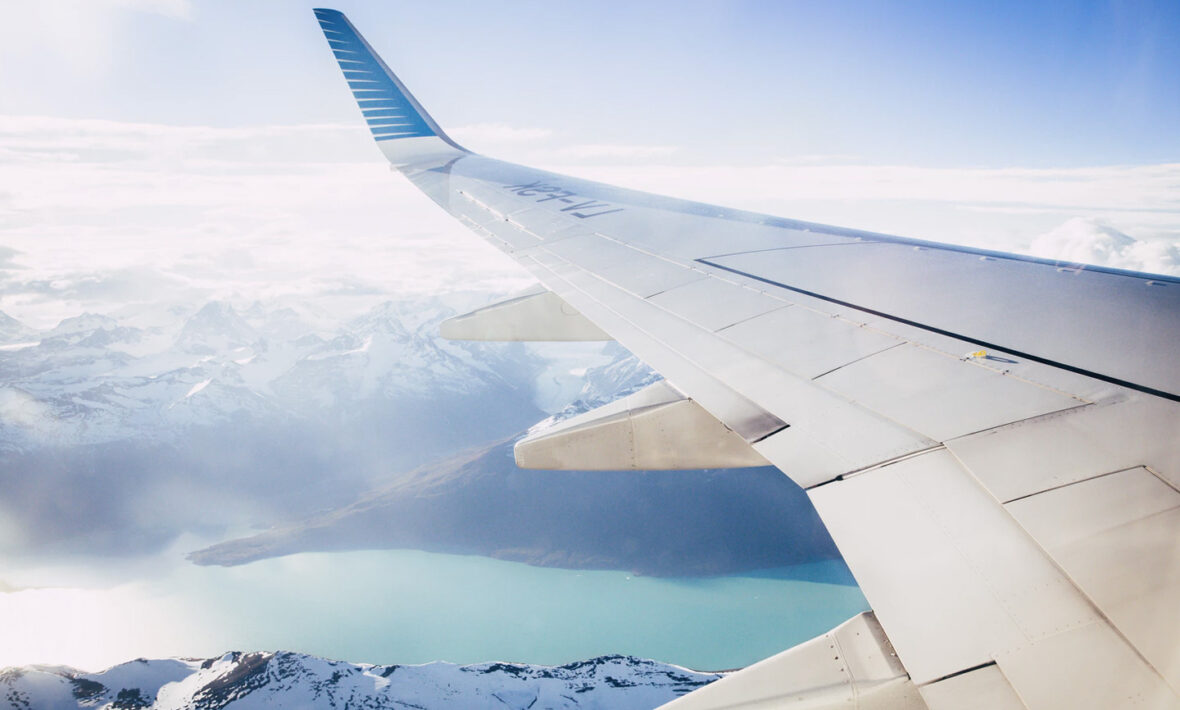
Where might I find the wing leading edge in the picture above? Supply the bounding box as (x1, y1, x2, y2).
(312, 10, 1180, 710)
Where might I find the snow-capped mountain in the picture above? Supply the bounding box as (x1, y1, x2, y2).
(0, 297, 542, 452)
(0, 651, 723, 710)
(0, 311, 36, 345)
(0, 295, 672, 559)
(533, 343, 661, 433)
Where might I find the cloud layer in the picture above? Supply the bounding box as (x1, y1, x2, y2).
(1029, 217, 1180, 275)
(0, 116, 533, 328)
(0, 115, 1177, 331)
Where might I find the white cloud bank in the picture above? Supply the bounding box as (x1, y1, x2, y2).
(449, 123, 554, 146)
(553, 144, 681, 161)
(547, 161, 1179, 271)
(0, 0, 191, 84)
(0, 116, 533, 328)
(1028, 217, 1180, 275)
(0, 115, 1176, 328)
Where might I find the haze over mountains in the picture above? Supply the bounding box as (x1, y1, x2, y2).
(0, 296, 536, 557)
(0, 295, 838, 575)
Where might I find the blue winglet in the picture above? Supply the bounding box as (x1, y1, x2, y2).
(313, 8, 458, 147)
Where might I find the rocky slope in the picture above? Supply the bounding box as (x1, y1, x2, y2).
(187, 437, 841, 576)
(0, 651, 723, 710)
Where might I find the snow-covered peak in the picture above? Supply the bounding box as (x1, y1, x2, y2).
(0, 651, 723, 709)
(174, 302, 258, 355)
(535, 344, 660, 429)
(0, 295, 559, 451)
(0, 310, 36, 345)
(46, 312, 119, 339)
(347, 300, 419, 338)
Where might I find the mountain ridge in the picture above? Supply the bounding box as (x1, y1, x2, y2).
(187, 437, 844, 577)
(1, 294, 842, 577)
(0, 651, 724, 710)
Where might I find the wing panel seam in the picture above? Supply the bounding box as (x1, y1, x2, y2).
(999, 465, 1145, 504)
(698, 258, 1180, 403)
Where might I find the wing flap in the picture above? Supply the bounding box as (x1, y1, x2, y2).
(1006, 467, 1180, 690)
(996, 620, 1179, 710)
(515, 380, 775, 470)
(946, 394, 1180, 502)
(439, 289, 611, 341)
(809, 448, 1102, 685)
(658, 612, 925, 710)
(919, 665, 1026, 710)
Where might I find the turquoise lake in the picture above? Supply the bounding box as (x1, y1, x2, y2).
(168, 550, 867, 670)
(3, 549, 869, 672)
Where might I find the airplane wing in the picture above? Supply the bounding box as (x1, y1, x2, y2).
(313, 9, 1180, 709)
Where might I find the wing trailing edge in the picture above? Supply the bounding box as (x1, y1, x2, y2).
(659, 612, 925, 709)
(515, 380, 777, 470)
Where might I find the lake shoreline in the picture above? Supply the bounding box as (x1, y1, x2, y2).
(1, 548, 869, 672)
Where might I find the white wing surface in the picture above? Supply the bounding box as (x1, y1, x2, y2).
(313, 10, 1180, 709)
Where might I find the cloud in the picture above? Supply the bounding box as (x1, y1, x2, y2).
(117, 0, 192, 20)
(0, 114, 1176, 327)
(554, 144, 680, 161)
(0, 246, 21, 269)
(0, 387, 57, 435)
(545, 161, 1180, 258)
(0, 0, 192, 83)
(0, 116, 533, 328)
(448, 125, 680, 164)
(0, 267, 191, 303)
(1028, 217, 1180, 275)
(0, 115, 371, 166)
(775, 154, 862, 164)
(556, 162, 1180, 214)
(449, 123, 554, 148)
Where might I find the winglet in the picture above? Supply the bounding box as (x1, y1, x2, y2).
(313, 8, 466, 166)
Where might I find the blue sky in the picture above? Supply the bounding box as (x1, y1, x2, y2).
(0, 0, 1177, 331)
(2, 0, 1177, 166)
